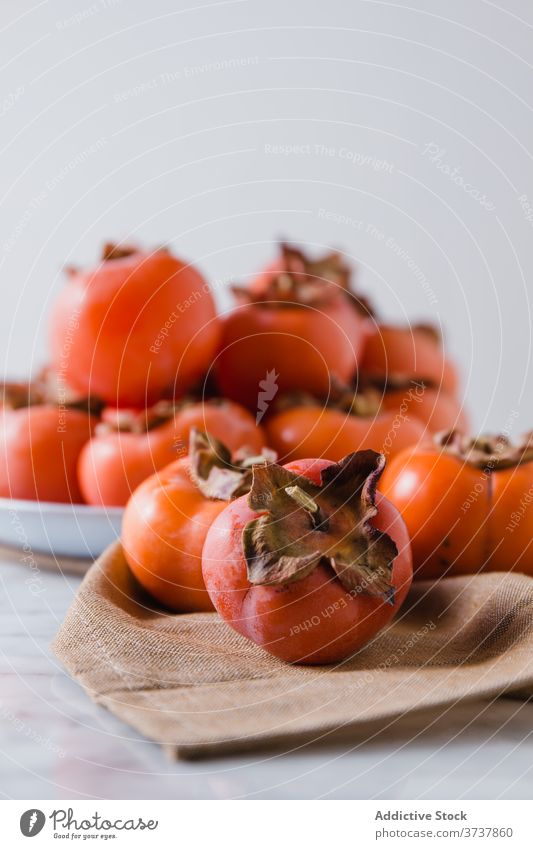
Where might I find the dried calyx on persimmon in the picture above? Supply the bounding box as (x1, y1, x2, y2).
(189, 428, 276, 500)
(232, 241, 373, 316)
(1, 368, 104, 415)
(94, 399, 184, 436)
(435, 429, 533, 471)
(243, 450, 398, 602)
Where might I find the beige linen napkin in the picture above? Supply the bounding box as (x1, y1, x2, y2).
(53, 542, 533, 759)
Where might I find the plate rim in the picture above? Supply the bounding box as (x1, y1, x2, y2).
(0, 495, 124, 517)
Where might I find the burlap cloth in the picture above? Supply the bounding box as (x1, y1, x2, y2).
(53, 541, 533, 759)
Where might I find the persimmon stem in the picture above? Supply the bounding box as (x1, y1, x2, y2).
(238, 454, 275, 469)
(284, 485, 329, 531)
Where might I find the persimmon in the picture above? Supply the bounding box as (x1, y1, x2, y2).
(250, 242, 375, 316)
(202, 450, 413, 664)
(381, 431, 533, 580)
(0, 405, 95, 503)
(216, 244, 368, 410)
(49, 243, 220, 407)
(380, 384, 469, 434)
(265, 391, 426, 464)
(361, 323, 459, 395)
(122, 430, 274, 612)
(79, 398, 266, 507)
(263, 379, 466, 466)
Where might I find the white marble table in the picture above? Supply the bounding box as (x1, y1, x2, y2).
(2, 554, 533, 800)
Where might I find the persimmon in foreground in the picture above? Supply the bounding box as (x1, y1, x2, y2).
(381, 430, 533, 579)
(202, 450, 413, 664)
(122, 429, 275, 612)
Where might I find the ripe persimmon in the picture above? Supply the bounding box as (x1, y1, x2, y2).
(79, 398, 266, 506)
(216, 245, 368, 410)
(122, 430, 274, 612)
(0, 405, 95, 503)
(361, 323, 459, 395)
(49, 243, 220, 407)
(264, 391, 426, 464)
(380, 385, 468, 434)
(202, 450, 412, 664)
(381, 431, 533, 579)
(250, 242, 374, 315)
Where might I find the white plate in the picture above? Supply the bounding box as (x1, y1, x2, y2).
(0, 497, 123, 560)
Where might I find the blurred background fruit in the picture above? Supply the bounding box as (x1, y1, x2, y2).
(0, 405, 95, 503)
(49, 243, 220, 407)
(216, 244, 369, 409)
(78, 398, 265, 507)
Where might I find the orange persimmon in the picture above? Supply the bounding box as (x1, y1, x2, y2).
(122, 430, 274, 612)
(49, 243, 220, 407)
(0, 405, 95, 503)
(361, 323, 459, 395)
(79, 398, 266, 507)
(216, 244, 368, 410)
(265, 399, 426, 464)
(381, 431, 533, 579)
(380, 385, 469, 434)
(202, 450, 412, 664)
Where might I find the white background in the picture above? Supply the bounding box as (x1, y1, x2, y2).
(0, 0, 532, 433)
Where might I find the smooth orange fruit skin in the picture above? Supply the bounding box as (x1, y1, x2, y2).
(265, 406, 426, 465)
(381, 387, 469, 434)
(381, 450, 493, 579)
(0, 406, 95, 503)
(487, 463, 533, 575)
(122, 457, 222, 612)
(49, 249, 220, 407)
(361, 325, 457, 395)
(171, 401, 265, 455)
(202, 457, 413, 664)
(79, 400, 265, 507)
(78, 419, 178, 507)
(216, 297, 366, 410)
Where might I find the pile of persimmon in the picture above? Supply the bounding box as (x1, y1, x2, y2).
(0, 243, 245, 505)
(1, 240, 467, 507)
(4, 236, 532, 666)
(216, 246, 467, 460)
